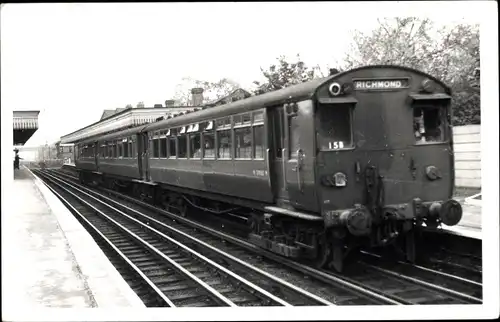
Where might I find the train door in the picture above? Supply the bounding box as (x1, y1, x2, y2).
(284, 100, 319, 212)
(268, 106, 289, 204)
(93, 142, 99, 171)
(137, 133, 150, 181)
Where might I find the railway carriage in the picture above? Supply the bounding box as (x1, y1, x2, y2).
(75, 65, 463, 272)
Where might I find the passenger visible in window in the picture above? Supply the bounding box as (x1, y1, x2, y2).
(203, 134, 215, 158)
(189, 134, 201, 158)
(217, 130, 231, 159)
(414, 107, 444, 143)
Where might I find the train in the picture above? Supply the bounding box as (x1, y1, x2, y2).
(56, 142, 75, 164)
(73, 65, 463, 272)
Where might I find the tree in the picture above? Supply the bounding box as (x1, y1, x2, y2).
(253, 54, 324, 95)
(172, 77, 241, 105)
(342, 18, 480, 125)
(136, 101, 145, 108)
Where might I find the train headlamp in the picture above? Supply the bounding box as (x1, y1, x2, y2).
(329, 82, 342, 96)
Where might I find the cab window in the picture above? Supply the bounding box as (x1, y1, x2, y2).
(317, 104, 353, 150)
(413, 106, 445, 144)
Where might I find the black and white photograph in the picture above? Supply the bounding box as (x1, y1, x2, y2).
(1, 1, 498, 321)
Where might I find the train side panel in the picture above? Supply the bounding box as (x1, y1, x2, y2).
(98, 158, 141, 180)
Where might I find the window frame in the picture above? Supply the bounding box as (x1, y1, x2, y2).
(177, 127, 188, 159)
(234, 116, 253, 160)
(252, 110, 265, 160)
(216, 116, 233, 160)
(316, 103, 355, 152)
(412, 104, 448, 146)
(202, 121, 216, 159)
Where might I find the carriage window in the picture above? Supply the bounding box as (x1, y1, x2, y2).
(203, 122, 215, 159)
(118, 141, 123, 158)
(178, 133, 187, 158)
(414, 106, 445, 144)
(243, 113, 252, 125)
(254, 125, 265, 159)
(288, 115, 301, 158)
(217, 117, 232, 159)
(123, 139, 129, 158)
(270, 108, 284, 158)
(235, 127, 252, 159)
(234, 115, 242, 126)
(204, 133, 215, 159)
(216, 117, 231, 129)
(317, 104, 353, 150)
(129, 138, 134, 158)
(159, 134, 167, 158)
(189, 133, 202, 158)
(234, 113, 251, 127)
(253, 111, 264, 124)
(217, 130, 232, 159)
(152, 135, 159, 158)
(169, 136, 177, 158)
(113, 142, 118, 157)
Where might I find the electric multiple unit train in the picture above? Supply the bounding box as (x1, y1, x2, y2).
(74, 65, 463, 271)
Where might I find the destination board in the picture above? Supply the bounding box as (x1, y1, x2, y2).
(352, 78, 410, 91)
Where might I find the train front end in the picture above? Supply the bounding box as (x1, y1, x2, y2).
(315, 66, 462, 262)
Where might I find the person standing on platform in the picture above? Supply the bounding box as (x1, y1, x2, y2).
(14, 149, 22, 170)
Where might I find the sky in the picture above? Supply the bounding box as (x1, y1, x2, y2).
(0, 2, 486, 146)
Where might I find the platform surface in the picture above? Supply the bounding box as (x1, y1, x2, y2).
(2, 167, 144, 314)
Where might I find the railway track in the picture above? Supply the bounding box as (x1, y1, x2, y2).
(36, 170, 333, 307)
(416, 230, 482, 284)
(357, 251, 482, 304)
(40, 169, 482, 305)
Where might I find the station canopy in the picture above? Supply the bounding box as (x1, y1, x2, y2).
(60, 106, 201, 144)
(13, 111, 40, 146)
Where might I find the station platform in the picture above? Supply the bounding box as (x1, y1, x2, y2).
(2, 167, 145, 312)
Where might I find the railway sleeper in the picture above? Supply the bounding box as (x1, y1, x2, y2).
(83, 170, 418, 273)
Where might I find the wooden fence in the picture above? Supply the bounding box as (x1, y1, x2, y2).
(453, 125, 481, 188)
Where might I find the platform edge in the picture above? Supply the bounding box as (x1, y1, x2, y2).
(27, 167, 146, 308)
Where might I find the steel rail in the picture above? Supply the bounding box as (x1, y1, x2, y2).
(360, 251, 482, 288)
(36, 173, 176, 307)
(47, 171, 334, 306)
(38, 171, 237, 307)
(359, 262, 482, 304)
(41, 171, 306, 307)
(46, 169, 403, 305)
